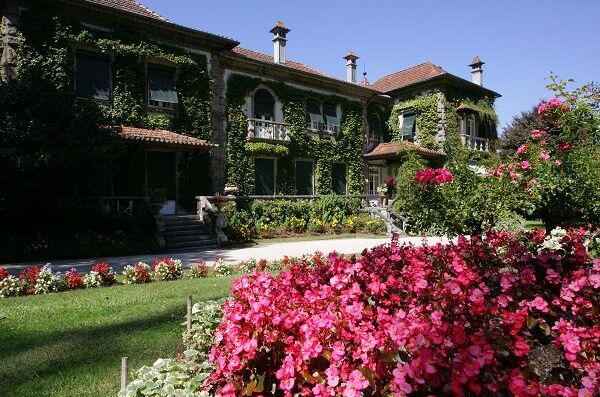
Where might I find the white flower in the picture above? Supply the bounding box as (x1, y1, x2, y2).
(0, 276, 23, 298)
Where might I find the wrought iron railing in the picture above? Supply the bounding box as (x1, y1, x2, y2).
(460, 134, 489, 152)
(247, 118, 291, 141)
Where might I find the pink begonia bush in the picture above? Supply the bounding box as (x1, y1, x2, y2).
(414, 168, 454, 185)
(206, 228, 600, 396)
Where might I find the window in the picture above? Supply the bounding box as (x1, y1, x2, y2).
(332, 163, 347, 195)
(467, 115, 477, 137)
(307, 99, 324, 130)
(401, 111, 416, 140)
(254, 89, 275, 120)
(254, 158, 276, 195)
(75, 51, 110, 101)
(148, 65, 178, 109)
(295, 160, 314, 195)
(368, 167, 381, 195)
(369, 115, 382, 142)
(323, 102, 340, 135)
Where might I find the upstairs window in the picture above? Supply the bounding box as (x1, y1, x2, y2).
(253, 89, 275, 120)
(369, 115, 382, 142)
(148, 65, 178, 109)
(400, 111, 417, 140)
(323, 102, 340, 135)
(75, 50, 111, 101)
(307, 99, 324, 130)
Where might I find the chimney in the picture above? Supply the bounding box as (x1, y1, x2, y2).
(469, 56, 485, 86)
(343, 51, 359, 84)
(270, 21, 290, 64)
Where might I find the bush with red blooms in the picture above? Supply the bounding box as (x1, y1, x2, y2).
(206, 227, 599, 397)
(0, 267, 8, 281)
(414, 168, 454, 185)
(87, 262, 117, 287)
(19, 265, 41, 295)
(63, 268, 84, 290)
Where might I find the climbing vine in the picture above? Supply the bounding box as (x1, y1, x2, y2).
(225, 74, 365, 195)
(388, 94, 441, 150)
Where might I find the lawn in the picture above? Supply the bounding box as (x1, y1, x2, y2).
(0, 277, 235, 397)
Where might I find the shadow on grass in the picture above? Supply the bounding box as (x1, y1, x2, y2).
(0, 307, 185, 394)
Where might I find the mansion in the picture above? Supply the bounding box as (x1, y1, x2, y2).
(1, 0, 500, 215)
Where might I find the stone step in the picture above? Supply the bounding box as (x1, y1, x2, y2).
(166, 234, 215, 243)
(165, 239, 218, 250)
(163, 223, 207, 232)
(166, 244, 219, 253)
(164, 229, 211, 238)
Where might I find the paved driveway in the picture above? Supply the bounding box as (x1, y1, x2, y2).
(3, 236, 450, 274)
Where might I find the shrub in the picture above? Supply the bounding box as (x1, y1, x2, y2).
(206, 227, 599, 396)
(152, 258, 183, 281)
(122, 262, 151, 284)
(364, 218, 386, 235)
(183, 299, 226, 354)
(0, 275, 22, 298)
(84, 262, 117, 288)
(0, 267, 8, 281)
(213, 257, 233, 277)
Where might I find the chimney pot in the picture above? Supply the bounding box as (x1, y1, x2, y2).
(469, 56, 485, 86)
(343, 51, 359, 84)
(270, 21, 290, 64)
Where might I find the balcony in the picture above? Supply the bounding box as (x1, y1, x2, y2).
(247, 118, 291, 142)
(460, 134, 489, 152)
(308, 122, 341, 138)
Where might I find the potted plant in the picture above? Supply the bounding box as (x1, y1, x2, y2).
(224, 182, 239, 196)
(212, 193, 228, 211)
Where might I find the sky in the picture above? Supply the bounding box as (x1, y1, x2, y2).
(141, 0, 599, 133)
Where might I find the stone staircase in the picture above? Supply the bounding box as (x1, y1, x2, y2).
(162, 215, 217, 252)
(362, 206, 408, 237)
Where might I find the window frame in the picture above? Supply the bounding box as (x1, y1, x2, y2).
(368, 167, 381, 195)
(306, 99, 324, 131)
(74, 49, 112, 102)
(332, 163, 347, 195)
(253, 88, 276, 121)
(294, 158, 315, 195)
(400, 110, 417, 141)
(147, 63, 179, 110)
(253, 157, 277, 196)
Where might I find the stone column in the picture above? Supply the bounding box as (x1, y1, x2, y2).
(210, 52, 227, 194)
(435, 90, 447, 149)
(1, 4, 20, 82)
(361, 99, 370, 195)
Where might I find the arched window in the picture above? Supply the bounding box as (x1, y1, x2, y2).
(369, 114, 382, 142)
(254, 89, 275, 120)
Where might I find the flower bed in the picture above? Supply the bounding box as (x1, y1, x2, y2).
(0, 256, 273, 299)
(205, 227, 599, 396)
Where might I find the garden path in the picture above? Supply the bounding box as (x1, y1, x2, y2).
(3, 236, 450, 274)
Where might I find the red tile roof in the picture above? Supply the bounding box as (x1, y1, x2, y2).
(84, 0, 168, 21)
(231, 47, 333, 79)
(364, 141, 444, 160)
(118, 126, 215, 149)
(370, 62, 447, 93)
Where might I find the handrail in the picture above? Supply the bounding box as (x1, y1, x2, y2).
(460, 134, 489, 152)
(247, 118, 291, 141)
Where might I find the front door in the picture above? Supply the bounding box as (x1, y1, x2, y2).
(147, 151, 177, 215)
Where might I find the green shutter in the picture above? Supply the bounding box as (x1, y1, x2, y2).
(402, 113, 416, 138)
(309, 113, 324, 124)
(255, 158, 275, 195)
(148, 67, 179, 104)
(332, 163, 347, 195)
(295, 160, 314, 195)
(325, 115, 340, 126)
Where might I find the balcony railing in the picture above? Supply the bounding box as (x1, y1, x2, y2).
(460, 134, 489, 152)
(247, 118, 291, 141)
(308, 122, 341, 137)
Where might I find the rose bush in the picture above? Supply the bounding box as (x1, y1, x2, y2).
(206, 228, 599, 396)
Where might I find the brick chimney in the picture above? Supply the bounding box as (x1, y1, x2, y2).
(469, 56, 484, 86)
(270, 21, 290, 64)
(343, 51, 359, 84)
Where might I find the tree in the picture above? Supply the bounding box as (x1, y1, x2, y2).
(499, 105, 554, 157)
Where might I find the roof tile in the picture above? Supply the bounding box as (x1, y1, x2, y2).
(370, 62, 446, 93)
(84, 0, 168, 21)
(364, 141, 444, 159)
(119, 126, 215, 149)
(231, 47, 334, 79)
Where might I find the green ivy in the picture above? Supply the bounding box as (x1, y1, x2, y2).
(389, 94, 440, 150)
(244, 142, 289, 157)
(225, 74, 365, 195)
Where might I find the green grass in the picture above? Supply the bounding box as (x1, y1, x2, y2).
(0, 277, 235, 397)
(524, 219, 545, 230)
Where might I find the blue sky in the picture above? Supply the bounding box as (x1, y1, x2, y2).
(141, 0, 599, 133)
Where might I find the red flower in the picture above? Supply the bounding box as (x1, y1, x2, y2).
(0, 267, 8, 281)
(64, 268, 84, 290)
(414, 168, 453, 185)
(557, 142, 573, 152)
(384, 176, 395, 186)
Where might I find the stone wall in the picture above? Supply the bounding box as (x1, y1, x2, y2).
(1, 3, 20, 82)
(210, 52, 227, 194)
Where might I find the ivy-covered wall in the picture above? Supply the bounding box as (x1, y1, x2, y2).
(225, 74, 365, 195)
(15, 6, 214, 208)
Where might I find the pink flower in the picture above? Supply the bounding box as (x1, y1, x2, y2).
(531, 129, 548, 140)
(343, 370, 369, 397)
(538, 103, 548, 117)
(520, 161, 532, 171)
(555, 159, 563, 167)
(275, 355, 296, 391)
(527, 296, 549, 313)
(517, 144, 528, 155)
(539, 151, 550, 160)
